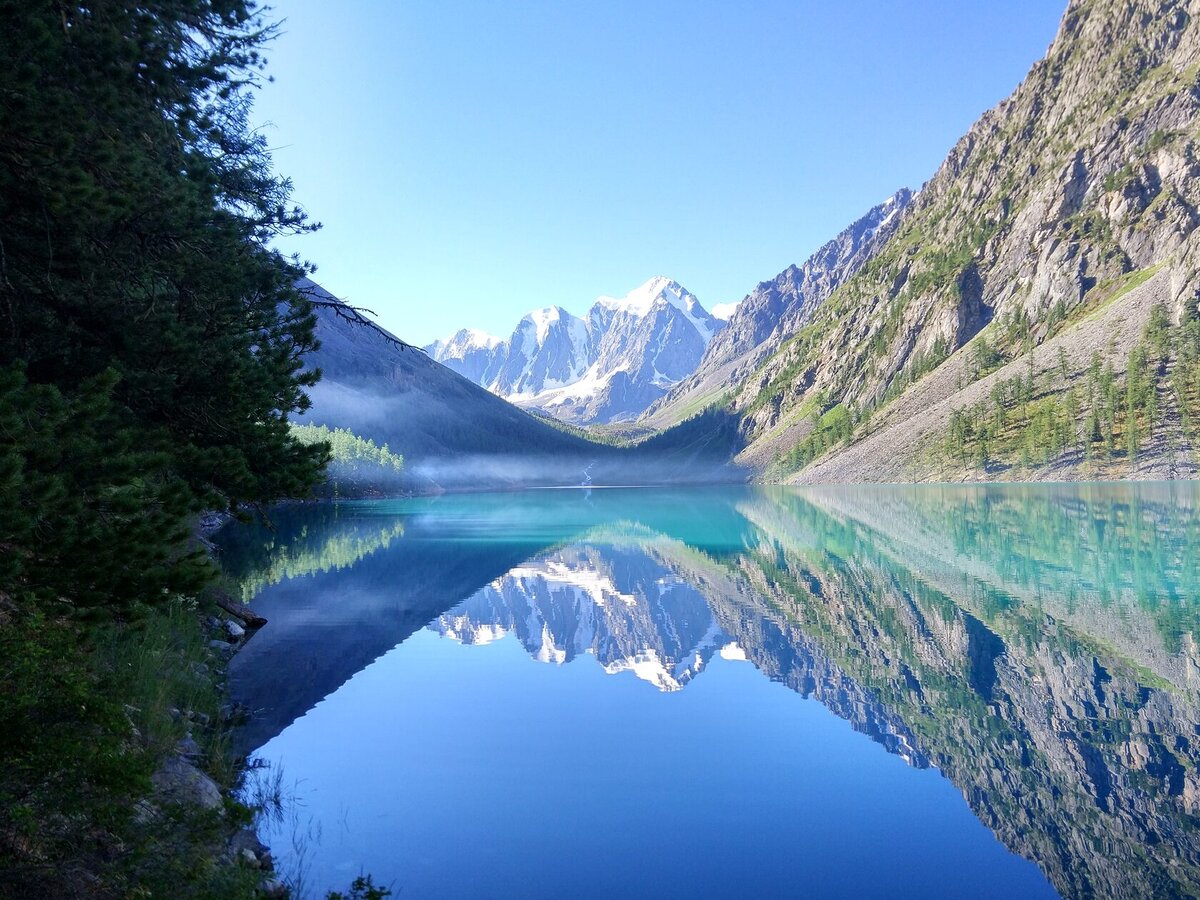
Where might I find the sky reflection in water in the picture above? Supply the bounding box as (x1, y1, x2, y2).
(218, 483, 1200, 899)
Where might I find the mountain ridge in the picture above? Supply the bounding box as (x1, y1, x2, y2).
(640, 189, 915, 430)
(684, 0, 1200, 483)
(426, 276, 724, 424)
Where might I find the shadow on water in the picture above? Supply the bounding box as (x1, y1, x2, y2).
(217, 482, 1200, 900)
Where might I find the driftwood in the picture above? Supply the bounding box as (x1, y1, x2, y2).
(214, 590, 268, 629)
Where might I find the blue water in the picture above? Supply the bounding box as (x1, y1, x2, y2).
(219, 483, 1200, 899)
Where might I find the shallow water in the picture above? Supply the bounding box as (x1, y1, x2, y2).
(217, 483, 1200, 899)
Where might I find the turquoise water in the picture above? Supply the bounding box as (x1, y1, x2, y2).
(218, 483, 1200, 899)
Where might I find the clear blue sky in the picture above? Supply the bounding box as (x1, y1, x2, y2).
(252, 0, 1066, 346)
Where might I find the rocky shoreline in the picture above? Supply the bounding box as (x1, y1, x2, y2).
(140, 512, 289, 897)
(135, 613, 287, 898)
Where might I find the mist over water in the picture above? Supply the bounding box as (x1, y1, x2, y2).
(304, 378, 748, 492)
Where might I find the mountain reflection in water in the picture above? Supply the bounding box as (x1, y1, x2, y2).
(216, 484, 1200, 900)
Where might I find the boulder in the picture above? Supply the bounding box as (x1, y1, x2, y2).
(150, 755, 223, 812)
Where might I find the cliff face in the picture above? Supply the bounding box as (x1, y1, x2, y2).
(730, 0, 1200, 481)
(641, 190, 912, 430)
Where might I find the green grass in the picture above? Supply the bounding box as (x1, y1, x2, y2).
(1082, 263, 1164, 321)
(0, 596, 275, 898)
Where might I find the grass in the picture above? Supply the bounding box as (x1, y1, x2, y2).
(1078, 263, 1164, 324)
(0, 594, 273, 898)
(650, 385, 732, 427)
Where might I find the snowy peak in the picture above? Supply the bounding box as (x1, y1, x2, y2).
(422, 327, 507, 386)
(427, 276, 724, 425)
(596, 277, 719, 341)
(597, 276, 687, 314)
(427, 327, 502, 356)
(519, 305, 572, 344)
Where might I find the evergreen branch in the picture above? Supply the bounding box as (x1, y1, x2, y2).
(297, 285, 419, 352)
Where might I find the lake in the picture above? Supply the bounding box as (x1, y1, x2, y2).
(215, 483, 1200, 899)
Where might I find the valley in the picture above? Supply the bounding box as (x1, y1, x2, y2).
(9, 2, 1200, 897)
(304, 0, 1200, 492)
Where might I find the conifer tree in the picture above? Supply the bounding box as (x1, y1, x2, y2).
(0, 1, 330, 611)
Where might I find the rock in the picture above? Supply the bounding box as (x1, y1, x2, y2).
(209, 639, 234, 653)
(220, 702, 250, 725)
(259, 876, 287, 898)
(177, 733, 201, 760)
(185, 709, 211, 726)
(132, 798, 160, 825)
(238, 847, 261, 868)
(229, 826, 269, 857)
(150, 755, 223, 812)
(224, 619, 246, 640)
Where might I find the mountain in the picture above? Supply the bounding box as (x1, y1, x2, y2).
(714, 0, 1200, 483)
(426, 276, 724, 424)
(423, 328, 504, 385)
(641, 189, 914, 429)
(296, 278, 746, 489)
(296, 278, 605, 490)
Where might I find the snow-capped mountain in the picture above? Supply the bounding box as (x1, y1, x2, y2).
(429, 545, 729, 692)
(424, 276, 724, 425)
(423, 328, 504, 386)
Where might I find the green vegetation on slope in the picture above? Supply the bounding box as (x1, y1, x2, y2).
(938, 302, 1186, 473)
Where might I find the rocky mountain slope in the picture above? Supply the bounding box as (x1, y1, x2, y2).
(298, 279, 747, 489)
(426, 276, 723, 424)
(684, 0, 1200, 483)
(641, 189, 914, 429)
(296, 278, 606, 490)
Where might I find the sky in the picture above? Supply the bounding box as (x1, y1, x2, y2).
(250, 0, 1067, 346)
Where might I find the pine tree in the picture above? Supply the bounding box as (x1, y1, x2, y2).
(0, 1, 328, 517)
(0, 1, 332, 612)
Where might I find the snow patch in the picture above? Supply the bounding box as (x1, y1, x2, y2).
(524, 306, 565, 344)
(595, 276, 717, 342)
